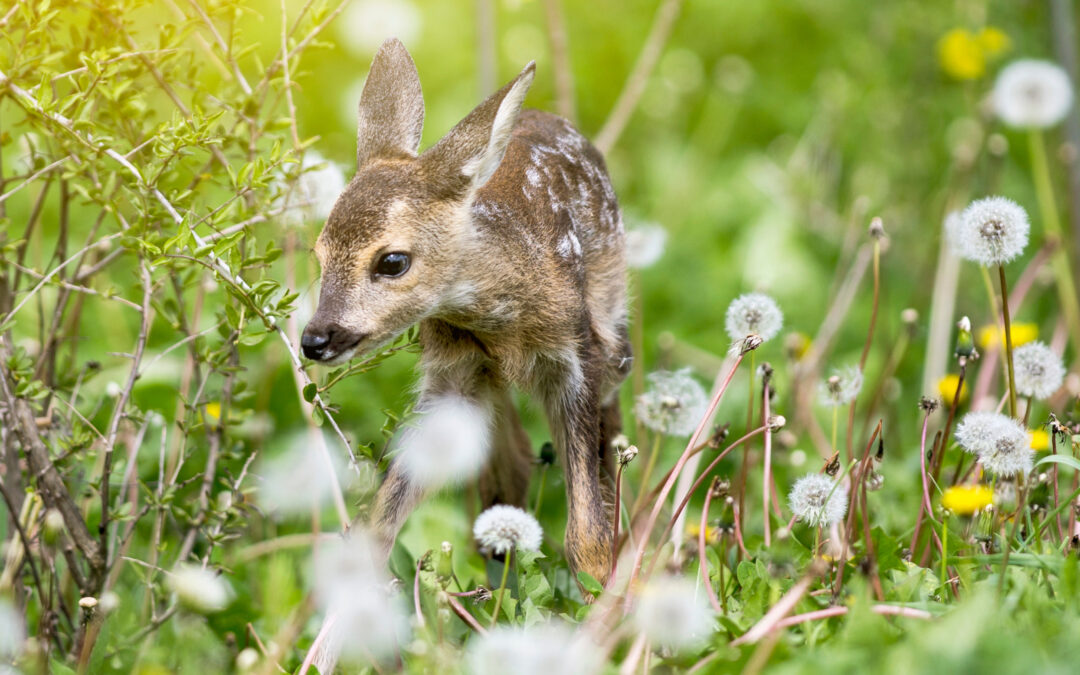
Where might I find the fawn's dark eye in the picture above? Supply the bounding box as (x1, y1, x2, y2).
(374, 252, 410, 278)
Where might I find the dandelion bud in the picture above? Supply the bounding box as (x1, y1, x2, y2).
(868, 217, 886, 239)
(539, 441, 556, 465)
(42, 508, 64, 545)
(919, 396, 940, 413)
(618, 444, 639, 466)
(866, 471, 885, 491)
(236, 648, 260, 671)
(610, 433, 630, 453)
(436, 542, 454, 586)
(901, 308, 919, 325)
(473, 586, 493, 604)
(768, 415, 787, 431)
(707, 423, 730, 448)
(79, 597, 98, 610)
(739, 334, 765, 354)
(825, 453, 841, 476)
(955, 316, 978, 360)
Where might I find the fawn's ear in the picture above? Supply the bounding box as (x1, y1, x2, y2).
(424, 62, 536, 191)
(356, 38, 425, 168)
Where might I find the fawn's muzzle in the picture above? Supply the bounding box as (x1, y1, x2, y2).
(301, 322, 364, 361)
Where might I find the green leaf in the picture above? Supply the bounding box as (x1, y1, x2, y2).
(302, 383, 317, 403)
(576, 570, 604, 597)
(1035, 454, 1080, 473)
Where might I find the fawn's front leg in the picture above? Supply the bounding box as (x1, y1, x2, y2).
(544, 358, 613, 587)
(370, 365, 496, 560)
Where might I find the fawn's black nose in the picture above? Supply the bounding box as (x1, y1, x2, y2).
(301, 327, 332, 360)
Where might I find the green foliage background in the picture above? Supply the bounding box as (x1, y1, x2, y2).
(2, 0, 1079, 673)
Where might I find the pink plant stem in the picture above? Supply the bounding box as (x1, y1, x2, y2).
(618, 633, 649, 675)
(731, 502, 751, 559)
(730, 573, 815, 646)
(644, 426, 767, 579)
(414, 558, 426, 629)
(909, 412, 934, 555)
(626, 351, 746, 594)
(762, 381, 774, 547)
(699, 485, 723, 614)
(771, 605, 932, 631)
(298, 612, 338, 675)
(608, 462, 624, 588)
(446, 593, 488, 635)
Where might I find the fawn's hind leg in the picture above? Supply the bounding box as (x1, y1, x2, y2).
(476, 388, 534, 509)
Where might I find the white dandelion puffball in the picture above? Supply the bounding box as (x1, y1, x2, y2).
(0, 599, 23, 659)
(473, 504, 543, 555)
(168, 564, 233, 614)
(992, 59, 1074, 129)
(313, 531, 407, 662)
(277, 151, 346, 226)
(955, 411, 1033, 478)
(396, 395, 493, 489)
(258, 431, 361, 517)
(954, 197, 1029, 266)
(1013, 341, 1066, 400)
(725, 292, 783, 343)
(818, 365, 863, 407)
(338, 0, 422, 57)
(943, 210, 964, 258)
(625, 222, 668, 269)
(789, 473, 848, 527)
(632, 575, 714, 651)
(634, 368, 709, 437)
(468, 623, 601, 675)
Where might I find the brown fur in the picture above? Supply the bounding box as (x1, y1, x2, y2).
(303, 39, 630, 586)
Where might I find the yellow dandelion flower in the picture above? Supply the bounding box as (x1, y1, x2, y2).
(205, 402, 221, 421)
(1029, 429, 1050, 451)
(977, 27, 1010, 58)
(977, 322, 1038, 350)
(685, 522, 719, 543)
(938, 29, 985, 80)
(784, 332, 811, 361)
(937, 374, 969, 404)
(941, 485, 994, 515)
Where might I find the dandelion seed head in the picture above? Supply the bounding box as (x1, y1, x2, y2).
(0, 600, 23, 659)
(725, 293, 783, 343)
(992, 59, 1074, 129)
(338, 0, 422, 56)
(955, 197, 1029, 266)
(312, 531, 407, 663)
(168, 564, 233, 614)
(632, 575, 714, 651)
(955, 411, 1033, 477)
(1013, 341, 1065, 400)
(788, 473, 848, 527)
(396, 395, 493, 489)
(625, 222, 668, 269)
(473, 504, 543, 555)
(818, 366, 863, 407)
(467, 623, 601, 675)
(634, 368, 709, 437)
(258, 432, 363, 517)
(276, 151, 347, 226)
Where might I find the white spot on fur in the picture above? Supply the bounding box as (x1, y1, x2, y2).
(396, 395, 493, 488)
(557, 232, 582, 259)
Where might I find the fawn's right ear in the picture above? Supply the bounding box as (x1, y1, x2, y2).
(356, 38, 425, 169)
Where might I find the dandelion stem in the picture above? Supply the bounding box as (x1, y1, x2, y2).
(941, 516, 949, 590)
(699, 481, 722, 614)
(533, 464, 548, 516)
(998, 264, 1018, 419)
(609, 461, 625, 586)
(1029, 129, 1080, 354)
(626, 350, 749, 596)
(490, 549, 513, 628)
(762, 378, 774, 547)
(978, 264, 1012, 394)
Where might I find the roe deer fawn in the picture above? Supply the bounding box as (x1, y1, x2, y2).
(301, 38, 630, 587)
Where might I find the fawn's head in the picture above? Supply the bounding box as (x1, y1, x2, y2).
(301, 38, 535, 363)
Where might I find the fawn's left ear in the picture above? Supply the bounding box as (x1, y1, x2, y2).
(424, 62, 536, 191)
